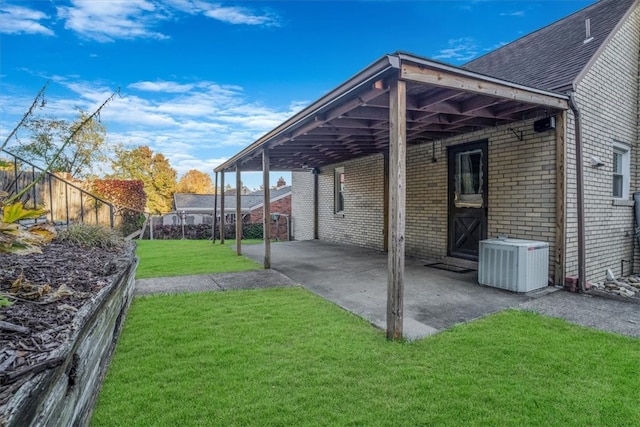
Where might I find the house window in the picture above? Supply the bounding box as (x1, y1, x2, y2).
(612, 142, 630, 199)
(335, 167, 345, 214)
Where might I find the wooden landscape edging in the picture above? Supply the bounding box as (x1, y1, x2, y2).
(1, 246, 138, 427)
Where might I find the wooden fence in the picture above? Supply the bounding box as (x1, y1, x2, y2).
(1, 151, 116, 228)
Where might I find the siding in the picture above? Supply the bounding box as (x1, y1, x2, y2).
(568, 5, 640, 279)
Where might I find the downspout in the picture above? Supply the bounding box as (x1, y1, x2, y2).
(312, 168, 319, 239)
(568, 91, 587, 293)
(634, 192, 640, 253)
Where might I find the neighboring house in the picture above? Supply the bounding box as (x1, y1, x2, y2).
(215, 0, 639, 290)
(170, 186, 292, 239)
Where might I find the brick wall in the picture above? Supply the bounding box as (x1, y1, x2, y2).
(316, 155, 386, 251)
(293, 118, 559, 279)
(567, 5, 640, 279)
(405, 119, 558, 271)
(248, 194, 292, 240)
(292, 171, 315, 240)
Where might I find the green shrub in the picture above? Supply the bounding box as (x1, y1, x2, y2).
(119, 211, 145, 237)
(57, 223, 124, 249)
(243, 223, 263, 239)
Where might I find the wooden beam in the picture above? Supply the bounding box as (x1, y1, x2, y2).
(213, 171, 218, 244)
(555, 111, 567, 285)
(460, 95, 502, 114)
(401, 63, 568, 110)
(219, 172, 225, 244)
(325, 117, 377, 129)
(417, 88, 461, 109)
(236, 164, 242, 256)
(386, 77, 406, 341)
(263, 149, 271, 269)
(342, 106, 390, 121)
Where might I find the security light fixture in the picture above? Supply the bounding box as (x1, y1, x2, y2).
(590, 156, 605, 168)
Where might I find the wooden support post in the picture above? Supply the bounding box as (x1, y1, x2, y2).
(387, 77, 406, 341)
(213, 171, 218, 244)
(219, 172, 225, 244)
(263, 149, 271, 269)
(236, 164, 242, 255)
(555, 111, 567, 285)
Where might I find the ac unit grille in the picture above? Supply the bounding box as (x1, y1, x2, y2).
(478, 239, 549, 293)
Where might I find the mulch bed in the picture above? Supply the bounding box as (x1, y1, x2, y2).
(0, 241, 130, 406)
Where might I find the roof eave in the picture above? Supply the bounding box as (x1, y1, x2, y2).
(396, 51, 569, 103)
(214, 54, 400, 173)
(215, 51, 570, 173)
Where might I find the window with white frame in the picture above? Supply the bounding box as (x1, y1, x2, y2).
(335, 167, 345, 214)
(612, 141, 630, 199)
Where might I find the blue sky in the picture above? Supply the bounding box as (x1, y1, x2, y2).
(0, 0, 595, 190)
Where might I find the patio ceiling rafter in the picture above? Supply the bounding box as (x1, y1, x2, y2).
(214, 51, 569, 174)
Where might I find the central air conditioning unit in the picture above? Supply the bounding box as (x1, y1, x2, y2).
(478, 238, 549, 293)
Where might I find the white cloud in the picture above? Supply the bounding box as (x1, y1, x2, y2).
(129, 81, 196, 93)
(202, 4, 280, 27)
(500, 10, 526, 17)
(91, 79, 302, 165)
(51, 0, 280, 42)
(56, 0, 169, 42)
(0, 4, 54, 36)
(434, 37, 480, 63)
(1, 75, 305, 189)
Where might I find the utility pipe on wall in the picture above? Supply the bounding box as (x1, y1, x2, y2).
(634, 192, 640, 262)
(568, 92, 587, 292)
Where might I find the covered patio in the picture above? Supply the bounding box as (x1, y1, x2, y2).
(241, 240, 553, 340)
(214, 51, 569, 340)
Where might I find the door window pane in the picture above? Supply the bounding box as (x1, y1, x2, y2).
(455, 150, 483, 208)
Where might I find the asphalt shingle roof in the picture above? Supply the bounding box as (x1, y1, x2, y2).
(463, 0, 635, 92)
(248, 186, 292, 199)
(173, 186, 291, 212)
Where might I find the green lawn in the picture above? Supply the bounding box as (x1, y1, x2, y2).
(92, 288, 640, 426)
(134, 239, 262, 279)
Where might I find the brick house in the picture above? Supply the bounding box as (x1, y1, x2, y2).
(215, 0, 639, 323)
(172, 185, 291, 240)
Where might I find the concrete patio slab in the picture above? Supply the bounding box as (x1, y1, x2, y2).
(242, 240, 554, 340)
(519, 291, 640, 338)
(135, 269, 295, 296)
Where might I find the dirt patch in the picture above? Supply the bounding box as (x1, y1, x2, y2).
(0, 241, 132, 405)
